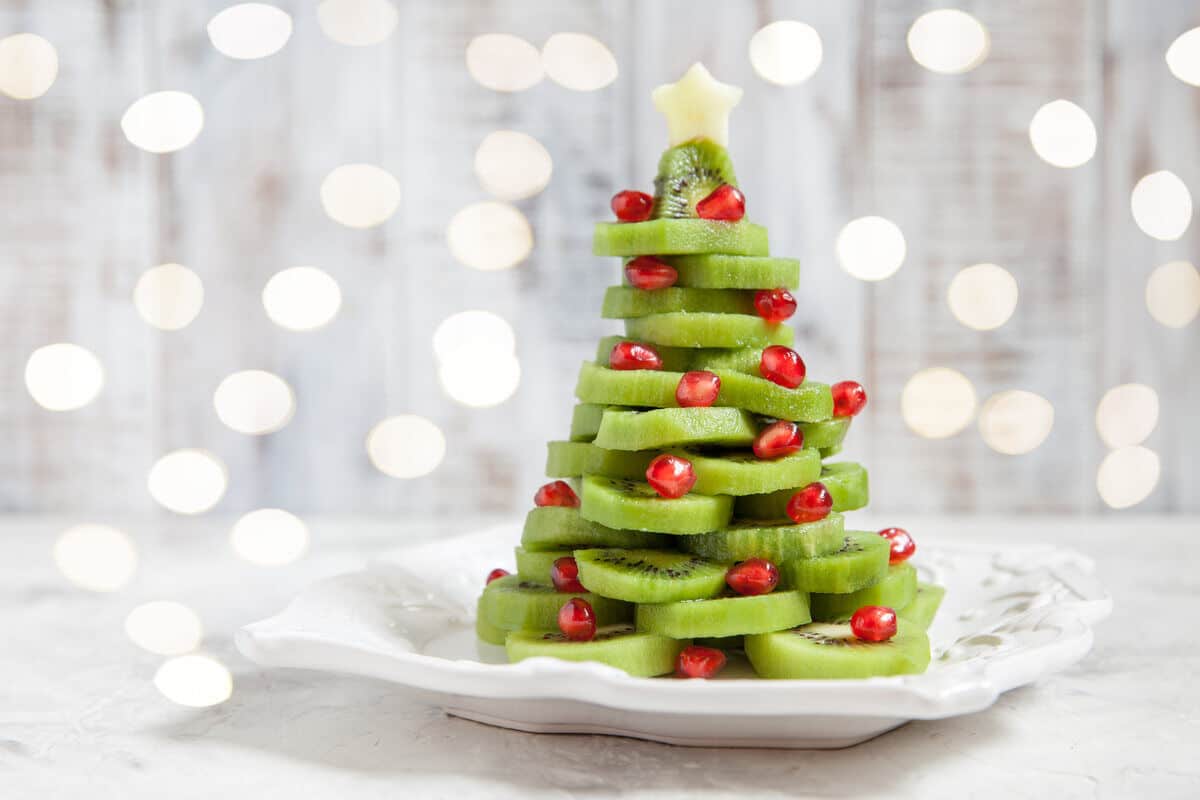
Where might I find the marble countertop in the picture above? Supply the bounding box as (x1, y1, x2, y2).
(1, 514, 1197, 799)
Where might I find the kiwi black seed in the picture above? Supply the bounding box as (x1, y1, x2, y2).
(651, 140, 739, 219)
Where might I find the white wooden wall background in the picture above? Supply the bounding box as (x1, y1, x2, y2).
(0, 0, 1196, 517)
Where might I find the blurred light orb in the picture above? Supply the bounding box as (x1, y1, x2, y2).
(836, 216, 906, 281)
(474, 131, 553, 200)
(320, 163, 400, 229)
(901, 367, 977, 439)
(432, 310, 516, 363)
(206, 3, 292, 60)
(317, 0, 398, 46)
(147, 449, 228, 514)
(906, 10, 989, 75)
(0, 33, 58, 99)
(367, 415, 446, 479)
(121, 91, 204, 154)
(748, 21, 823, 85)
(1130, 170, 1192, 241)
(25, 343, 105, 411)
(1165, 27, 1200, 86)
(1028, 100, 1096, 168)
(262, 267, 342, 331)
(230, 509, 308, 566)
(1145, 260, 1200, 328)
(133, 263, 204, 331)
(154, 655, 233, 708)
(213, 370, 295, 435)
(1097, 446, 1160, 509)
(542, 33, 618, 91)
(466, 34, 543, 92)
(447, 202, 533, 271)
(1095, 383, 1158, 449)
(439, 352, 521, 408)
(125, 601, 203, 655)
(946, 263, 1018, 331)
(53, 524, 137, 592)
(978, 390, 1054, 455)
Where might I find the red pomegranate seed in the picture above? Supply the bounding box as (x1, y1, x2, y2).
(676, 370, 721, 407)
(609, 341, 663, 371)
(878, 527, 916, 564)
(752, 420, 804, 459)
(786, 481, 833, 523)
(676, 645, 727, 679)
(850, 606, 898, 642)
(695, 184, 745, 221)
(486, 568, 510, 585)
(725, 558, 780, 596)
(753, 288, 797, 324)
(832, 380, 868, 418)
(759, 345, 806, 388)
(645, 453, 696, 498)
(625, 256, 678, 290)
(534, 480, 579, 508)
(558, 598, 596, 642)
(551, 556, 586, 593)
(611, 190, 653, 222)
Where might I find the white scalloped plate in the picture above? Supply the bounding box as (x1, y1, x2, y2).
(237, 523, 1111, 749)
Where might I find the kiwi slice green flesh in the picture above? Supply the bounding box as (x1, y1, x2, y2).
(735, 461, 869, 519)
(479, 574, 631, 633)
(625, 312, 794, 349)
(682, 514, 846, 562)
(520, 506, 671, 552)
(745, 619, 931, 679)
(651, 139, 738, 219)
(579, 475, 733, 535)
(593, 219, 768, 257)
(544, 441, 650, 482)
(810, 563, 919, 622)
(820, 444, 843, 459)
(475, 597, 509, 645)
(899, 583, 945, 630)
(797, 417, 851, 450)
(505, 624, 687, 677)
(595, 336, 762, 376)
(594, 407, 758, 451)
(514, 546, 569, 583)
(569, 403, 606, 442)
(574, 548, 729, 603)
(602, 286, 756, 319)
(658, 255, 799, 290)
(782, 531, 891, 594)
(637, 590, 812, 639)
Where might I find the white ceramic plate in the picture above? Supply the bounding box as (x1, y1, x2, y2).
(237, 523, 1111, 749)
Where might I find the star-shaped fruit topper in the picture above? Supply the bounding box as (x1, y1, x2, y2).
(652, 62, 744, 147)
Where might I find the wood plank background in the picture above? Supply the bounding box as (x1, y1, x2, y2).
(0, 0, 1195, 518)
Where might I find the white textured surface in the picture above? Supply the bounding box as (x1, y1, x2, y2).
(2, 515, 1198, 797)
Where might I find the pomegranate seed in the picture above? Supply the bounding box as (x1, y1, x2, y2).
(676, 645, 727, 679)
(534, 480, 579, 508)
(551, 556, 586, 593)
(878, 527, 916, 564)
(625, 256, 678, 290)
(725, 558, 780, 596)
(611, 190, 653, 222)
(645, 453, 696, 498)
(752, 420, 804, 459)
(486, 568, 510, 585)
(786, 481, 833, 523)
(759, 345, 806, 388)
(753, 288, 797, 324)
(850, 606, 898, 642)
(832, 380, 868, 418)
(695, 184, 745, 221)
(676, 371, 721, 407)
(558, 598, 597, 642)
(609, 341, 663, 371)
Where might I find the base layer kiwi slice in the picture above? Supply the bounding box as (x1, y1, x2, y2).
(624, 312, 795, 349)
(681, 514, 846, 562)
(735, 461, 869, 519)
(569, 403, 606, 442)
(579, 475, 733, 535)
(479, 574, 631, 634)
(602, 286, 756, 319)
(593, 219, 769, 257)
(810, 563, 919, 622)
(595, 336, 762, 376)
(520, 506, 671, 552)
(505, 624, 687, 677)
(593, 407, 759, 451)
(745, 619, 931, 679)
(475, 597, 509, 646)
(574, 548, 729, 603)
(514, 546, 568, 583)
(636, 589, 812, 639)
(898, 582, 945, 630)
(650, 139, 739, 219)
(660, 254, 799, 289)
(782, 531, 891, 594)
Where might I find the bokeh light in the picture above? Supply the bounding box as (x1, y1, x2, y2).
(901, 367, 977, 439)
(906, 10, 989, 75)
(1130, 170, 1192, 241)
(206, 3, 292, 60)
(366, 415, 446, 479)
(836, 216, 906, 281)
(946, 263, 1018, 330)
(748, 21, 823, 86)
(1028, 100, 1096, 168)
(1145, 260, 1200, 328)
(154, 654, 233, 708)
(213, 370, 295, 435)
(439, 353, 521, 408)
(542, 33, 618, 91)
(125, 601, 204, 655)
(1097, 446, 1160, 509)
(474, 131, 553, 200)
(320, 164, 400, 229)
(262, 267, 342, 331)
(978, 390, 1054, 455)
(147, 450, 228, 514)
(447, 202, 533, 271)
(432, 310, 516, 363)
(53, 524, 137, 592)
(133, 263, 204, 331)
(1095, 383, 1158, 448)
(317, 0, 398, 46)
(466, 34, 543, 92)
(121, 91, 204, 154)
(0, 33, 58, 99)
(1165, 27, 1200, 87)
(230, 509, 309, 566)
(25, 343, 105, 411)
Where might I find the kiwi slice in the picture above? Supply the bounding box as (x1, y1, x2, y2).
(575, 362, 834, 423)
(520, 506, 671, 552)
(569, 403, 606, 442)
(660, 255, 800, 290)
(595, 336, 762, 376)
(545, 441, 650, 482)
(797, 417, 851, 450)
(593, 219, 769, 257)
(593, 407, 758, 451)
(636, 589, 812, 639)
(745, 619, 931, 679)
(734, 461, 869, 519)
(782, 531, 891, 594)
(579, 475, 733, 535)
(475, 597, 509, 645)
(602, 286, 756, 319)
(625, 312, 794, 349)
(899, 583, 945, 630)
(810, 563, 919, 622)
(514, 546, 569, 583)
(505, 624, 686, 677)
(479, 574, 631, 634)
(682, 514, 846, 562)
(574, 548, 729, 603)
(819, 444, 843, 459)
(650, 139, 738, 219)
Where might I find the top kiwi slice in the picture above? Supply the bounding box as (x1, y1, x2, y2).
(651, 139, 738, 219)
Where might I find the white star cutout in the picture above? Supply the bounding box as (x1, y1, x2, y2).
(652, 63, 744, 147)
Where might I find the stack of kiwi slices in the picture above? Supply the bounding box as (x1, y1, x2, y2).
(476, 71, 943, 681)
